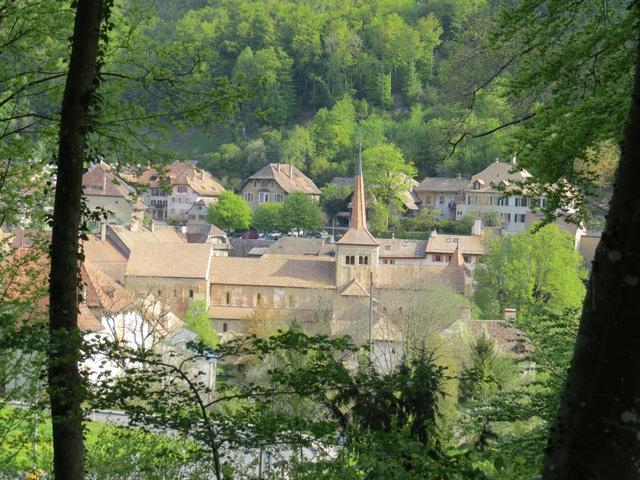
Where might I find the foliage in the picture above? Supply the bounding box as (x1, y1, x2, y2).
(362, 144, 417, 209)
(368, 200, 390, 233)
(185, 301, 218, 348)
(319, 183, 352, 220)
(458, 331, 516, 405)
(489, 0, 635, 222)
(252, 203, 284, 232)
(474, 224, 587, 318)
(207, 191, 253, 232)
(482, 210, 500, 228)
(279, 192, 324, 231)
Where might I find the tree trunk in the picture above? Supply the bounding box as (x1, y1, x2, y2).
(542, 12, 640, 480)
(48, 1, 103, 479)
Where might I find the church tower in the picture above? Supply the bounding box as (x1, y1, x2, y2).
(335, 152, 379, 289)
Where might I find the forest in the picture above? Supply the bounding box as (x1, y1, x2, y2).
(1, 0, 640, 479)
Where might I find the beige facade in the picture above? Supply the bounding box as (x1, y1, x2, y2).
(241, 163, 321, 210)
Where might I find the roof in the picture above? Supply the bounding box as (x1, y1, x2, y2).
(337, 278, 370, 297)
(183, 224, 229, 244)
(3, 248, 103, 332)
(330, 177, 355, 187)
(448, 245, 465, 267)
(246, 164, 321, 195)
(416, 177, 469, 192)
(210, 256, 336, 289)
(81, 236, 128, 283)
(107, 224, 186, 255)
(425, 234, 485, 255)
(136, 161, 225, 197)
(82, 162, 145, 209)
(376, 264, 465, 293)
(337, 228, 379, 246)
(264, 237, 326, 256)
(402, 189, 421, 211)
(468, 161, 532, 192)
(448, 320, 528, 357)
(82, 261, 134, 313)
(379, 239, 427, 258)
(337, 155, 379, 246)
(125, 242, 212, 279)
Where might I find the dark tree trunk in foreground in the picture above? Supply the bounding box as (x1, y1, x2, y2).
(542, 13, 640, 480)
(48, 1, 103, 478)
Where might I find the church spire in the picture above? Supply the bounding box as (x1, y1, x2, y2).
(351, 145, 367, 230)
(336, 147, 378, 246)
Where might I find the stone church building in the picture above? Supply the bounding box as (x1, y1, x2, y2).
(207, 157, 470, 358)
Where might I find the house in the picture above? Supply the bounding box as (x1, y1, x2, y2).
(186, 200, 210, 224)
(241, 163, 321, 209)
(456, 159, 545, 233)
(414, 175, 468, 220)
(135, 161, 225, 221)
(82, 161, 146, 230)
(423, 226, 486, 268)
(181, 224, 231, 256)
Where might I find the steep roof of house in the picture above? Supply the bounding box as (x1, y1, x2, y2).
(376, 264, 465, 293)
(416, 177, 469, 192)
(125, 242, 212, 279)
(246, 163, 321, 195)
(82, 162, 146, 209)
(468, 161, 532, 192)
(183, 224, 228, 244)
(81, 236, 128, 283)
(82, 261, 134, 313)
(210, 256, 336, 289)
(424, 233, 485, 255)
(378, 239, 427, 258)
(448, 245, 465, 267)
(137, 161, 225, 197)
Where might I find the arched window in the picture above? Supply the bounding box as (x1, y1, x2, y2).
(225, 292, 231, 304)
(351, 255, 355, 264)
(257, 293, 262, 305)
(358, 256, 364, 265)
(345, 255, 351, 264)
(364, 256, 369, 265)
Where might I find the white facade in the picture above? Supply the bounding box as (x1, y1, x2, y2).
(456, 192, 546, 233)
(144, 185, 218, 222)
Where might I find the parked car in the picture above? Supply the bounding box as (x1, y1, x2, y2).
(241, 230, 259, 239)
(267, 231, 282, 240)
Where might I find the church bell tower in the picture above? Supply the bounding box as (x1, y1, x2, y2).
(335, 152, 379, 289)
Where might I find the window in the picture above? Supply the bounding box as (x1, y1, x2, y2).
(439, 196, 445, 204)
(226, 292, 231, 304)
(364, 256, 368, 265)
(173, 289, 178, 298)
(346, 255, 357, 265)
(256, 293, 262, 305)
(497, 197, 508, 206)
(274, 193, 283, 203)
(244, 192, 254, 202)
(358, 256, 364, 265)
(259, 192, 270, 203)
(189, 289, 194, 299)
(464, 255, 470, 263)
(177, 185, 187, 193)
(199, 215, 206, 220)
(433, 255, 441, 262)
(447, 255, 452, 262)
(157, 290, 161, 297)
(223, 322, 228, 333)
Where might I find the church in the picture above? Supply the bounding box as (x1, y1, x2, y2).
(203, 156, 471, 353)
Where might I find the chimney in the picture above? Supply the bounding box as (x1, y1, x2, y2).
(100, 222, 107, 240)
(129, 214, 139, 232)
(288, 164, 293, 178)
(150, 218, 155, 232)
(504, 308, 517, 321)
(430, 229, 437, 238)
(459, 306, 471, 322)
(472, 219, 482, 236)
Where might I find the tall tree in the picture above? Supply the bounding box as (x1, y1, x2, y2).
(48, 1, 106, 478)
(207, 191, 253, 232)
(543, 7, 640, 477)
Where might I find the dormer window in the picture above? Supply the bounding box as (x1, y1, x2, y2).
(473, 180, 482, 190)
